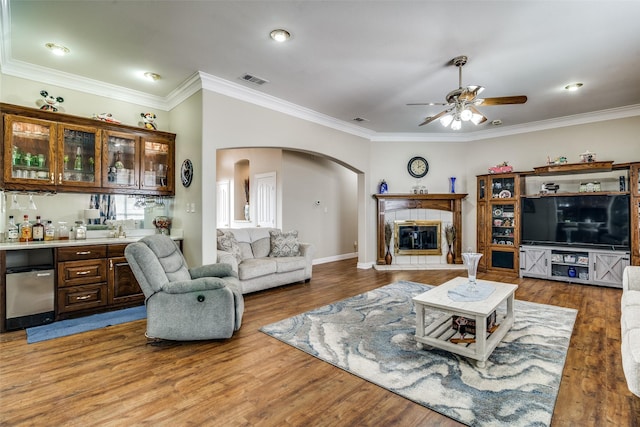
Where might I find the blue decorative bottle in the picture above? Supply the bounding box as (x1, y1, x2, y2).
(379, 179, 388, 194)
(450, 177, 457, 193)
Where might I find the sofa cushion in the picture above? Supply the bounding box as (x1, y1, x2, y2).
(622, 298, 640, 332)
(251, 237, 271, 258)
(217, 231, 242, 262)
(269, 230, 300, 257)
(274, 256, 307, 273)
(237, 258, 277, 280)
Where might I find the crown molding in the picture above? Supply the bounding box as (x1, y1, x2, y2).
(371, 104, 640, 142)
(0, 0, 637, 143)
(197, 71, 376, 139)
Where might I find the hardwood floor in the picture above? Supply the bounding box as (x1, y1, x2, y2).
(1, 259, 638, 426)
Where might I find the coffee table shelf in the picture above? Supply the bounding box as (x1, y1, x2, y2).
(413, 277, 518, 367)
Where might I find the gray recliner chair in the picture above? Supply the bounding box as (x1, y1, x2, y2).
(124, 234, 244, 340)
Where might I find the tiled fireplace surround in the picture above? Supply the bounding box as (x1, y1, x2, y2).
(373, 194, 467, 270)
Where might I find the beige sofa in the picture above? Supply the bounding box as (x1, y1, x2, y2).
(216, 227, 314, 294)
(621, 266, 640, 397)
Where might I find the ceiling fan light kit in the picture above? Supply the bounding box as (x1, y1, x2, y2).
(413, 55, 527, 130)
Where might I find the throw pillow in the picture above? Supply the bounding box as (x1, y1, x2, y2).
(269, 230, 300, 257)
(217, 231, 242, 262)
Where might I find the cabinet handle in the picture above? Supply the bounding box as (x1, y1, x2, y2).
(76, 271, 91, 276)
(50, 173, 55, 184)
(76, 295, 91, 300)
(76, 251, 91, 255)
(59, 173, 62, 182)
(110, 259, 113, 270)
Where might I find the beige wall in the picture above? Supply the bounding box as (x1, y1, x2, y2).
(0, 75, 171, 131)
(200, 89, 371, 265)
(282, 150, 358, 260)
(168, 91, 203, 265)
(2, 72, 638, 268)
(368, 117, 640, 256)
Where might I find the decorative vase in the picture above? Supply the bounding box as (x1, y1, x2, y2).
(385, 249, 392, 265)
(153, 216, 172, 235)
(461, 252, 483, 292)
(446, 245, 454, 264)
(244, 203, 250, 221)
(450, 176, 457, 193)
(379, 179, 388, 194)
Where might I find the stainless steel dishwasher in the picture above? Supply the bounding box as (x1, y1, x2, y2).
(5, 248, 55, 330)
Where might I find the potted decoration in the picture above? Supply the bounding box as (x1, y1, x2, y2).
(384, 221, 393, 264)
(445, 225, 456, 264)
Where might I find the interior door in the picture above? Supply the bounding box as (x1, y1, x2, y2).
(255, 172, 276, 228)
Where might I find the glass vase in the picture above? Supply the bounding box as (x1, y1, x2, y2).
(461, 252, 483, 292)
(450, 176, 457, 193)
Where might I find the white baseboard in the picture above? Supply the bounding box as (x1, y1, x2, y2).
(312, 252, 358, 265)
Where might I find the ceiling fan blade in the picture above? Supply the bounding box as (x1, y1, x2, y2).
(458, 86, 484, 102)
(419, 108, 451, 126)
(468, 105, 488, 124)
(476, 95, 527, 106)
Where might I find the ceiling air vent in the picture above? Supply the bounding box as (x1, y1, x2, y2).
(240, 73, 269, 86)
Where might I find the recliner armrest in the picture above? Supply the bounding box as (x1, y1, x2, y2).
(190, 263, 237, 279)
(161, 277, 228, 294)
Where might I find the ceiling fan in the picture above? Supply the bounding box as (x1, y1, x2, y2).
(408, 55, 527, 129)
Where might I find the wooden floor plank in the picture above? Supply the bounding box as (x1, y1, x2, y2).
(0, 259, 637, 426)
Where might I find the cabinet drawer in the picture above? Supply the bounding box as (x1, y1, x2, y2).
(107, 244, 129, 258)
(57, 245, 107, 261)
(57, 284, 108, 313)
(58, 259, 107, 287)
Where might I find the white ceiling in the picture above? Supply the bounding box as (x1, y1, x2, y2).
(2, 0, 640, 140)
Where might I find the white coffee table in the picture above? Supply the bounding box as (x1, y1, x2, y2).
(413, 277, 518, 367)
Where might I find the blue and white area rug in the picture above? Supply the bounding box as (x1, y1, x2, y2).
(260, 281, 577, 427)
(26, 305, 146, 344)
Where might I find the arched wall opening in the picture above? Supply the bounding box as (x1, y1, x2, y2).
(216, 147, 362, 263)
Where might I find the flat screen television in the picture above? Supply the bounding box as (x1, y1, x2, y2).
(520, 194, 630, 250)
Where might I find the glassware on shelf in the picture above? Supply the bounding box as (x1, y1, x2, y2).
(9, 194, 21, 210)
(28, 195, 37, 210)
(462, 252, 483, 292)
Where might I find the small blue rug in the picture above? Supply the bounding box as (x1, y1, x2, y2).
(26, 305, 146, 344)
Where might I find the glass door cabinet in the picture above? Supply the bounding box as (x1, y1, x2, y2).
(103, 130, 139, 190)
(58, 123, 101, 188)
(4, 115, 57, 189)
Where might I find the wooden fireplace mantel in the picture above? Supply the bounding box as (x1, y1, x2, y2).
(373, 193, 468, 265)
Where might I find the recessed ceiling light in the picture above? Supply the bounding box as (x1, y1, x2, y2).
(270, 29, 291, 42)
(143, 72, 161, 81)
(564, 83, 584, 91)
(45, 43, 70, 56)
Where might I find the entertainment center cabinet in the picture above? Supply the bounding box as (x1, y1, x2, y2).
(477, 160, 640, 288)
(519, 245, 629, 288)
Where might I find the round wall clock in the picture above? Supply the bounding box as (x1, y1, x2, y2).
(407, 156, 429, 178)
(181, 159, 193, 187)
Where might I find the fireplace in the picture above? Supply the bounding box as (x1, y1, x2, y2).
(395, 220, 441, 255)
(373, 193, 467, 265)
